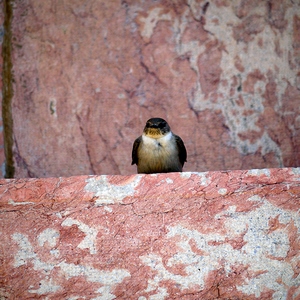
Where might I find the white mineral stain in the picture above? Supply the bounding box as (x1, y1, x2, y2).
(61, 218, 98, 255)
(59, 261, 130, 284)
(85, 175, 142, 206)
(215, 205, 237, 221)
(167, 2, 300, 166)
(60, 262, 130, 300)
(197, 172, 211, 186)
(165, 178, 173, 184)
(29, 278, 60, 295)
(247, 168, 271, 177)
(148, 173, 158, 177)
(180, 172, 192, 179)
(49, 249, 60, 257)
(292, 167, 300, 177)
(55, 212, 62, 219)
(38, 228, 59, 247)
(141, 195, 300, 299)
(96, 286, 117, 300)
(117, 93, 126, 99)
(204, 3, 292, 165)
(13, 233, 55, 272)
(218, 188, 227, 195)
(104, 206, 113, 213)
(12, 232, 130, 298)
(139, 7, 172, 41)
(8, 199, 34, 206)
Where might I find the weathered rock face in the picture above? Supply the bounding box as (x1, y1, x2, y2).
(4, 0, 300, 177)
(0, 93, 4, 178)
(0, 1, 5, 178)
(0, 168, 299, 298)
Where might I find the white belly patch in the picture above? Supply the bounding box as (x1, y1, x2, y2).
(141, 132, 175, 154)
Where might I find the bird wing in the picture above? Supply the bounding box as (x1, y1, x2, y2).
(175, 135, 187, 166)
(131, 136, 142, 165)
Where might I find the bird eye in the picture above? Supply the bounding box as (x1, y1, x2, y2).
(159, 122, 166, 128)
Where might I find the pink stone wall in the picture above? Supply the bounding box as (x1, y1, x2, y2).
(5, 0, 300, 177)
(0, 168, 299, 298)
(0, 1, 5, 178)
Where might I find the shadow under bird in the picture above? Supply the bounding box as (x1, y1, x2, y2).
(132, 118, 187, 174)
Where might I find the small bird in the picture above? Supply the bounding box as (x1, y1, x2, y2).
(131, 118, 187, 174)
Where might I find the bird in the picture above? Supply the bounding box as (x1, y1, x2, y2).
(131, 117, 187, 174)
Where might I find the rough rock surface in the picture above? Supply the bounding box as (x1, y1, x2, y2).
(5, 0, 300, 178)
(0, 86, 4, 178)
(0, 1, 5, 177)
(0, 168, 299, 299)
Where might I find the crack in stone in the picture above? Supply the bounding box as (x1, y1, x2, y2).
(76, 114, 95, 175)
(13, 137, 37, 178)
(140, 60, 165, 86)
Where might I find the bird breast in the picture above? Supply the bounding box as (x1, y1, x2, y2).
(141, 131, 176, 156)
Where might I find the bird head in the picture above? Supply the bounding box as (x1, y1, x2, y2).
(143, 118, 171, 138)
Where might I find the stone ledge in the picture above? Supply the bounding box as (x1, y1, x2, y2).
(0, 168, 299, 299)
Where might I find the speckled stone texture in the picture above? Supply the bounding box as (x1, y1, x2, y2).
(7, 0, 300, 178)
(0, 168, 299, 299)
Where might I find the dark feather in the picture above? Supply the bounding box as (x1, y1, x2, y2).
(175, 134, 187, 166)
(131, 136, 142, 165)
